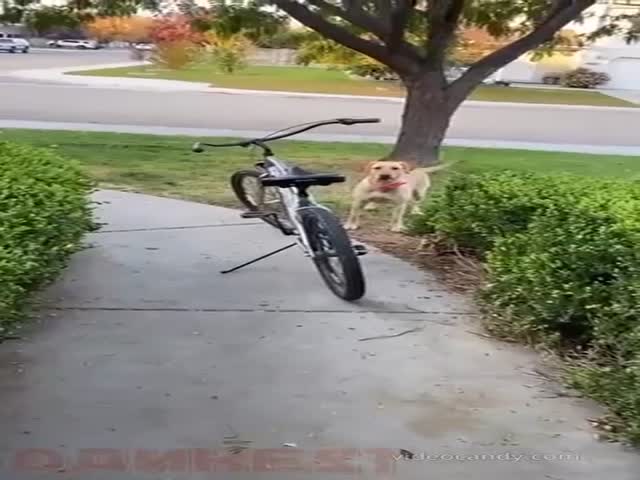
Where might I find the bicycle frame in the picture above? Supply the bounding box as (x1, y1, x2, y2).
(260, 154, 328, 258)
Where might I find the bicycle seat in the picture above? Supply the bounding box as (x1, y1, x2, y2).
(261, 166, 345, 188)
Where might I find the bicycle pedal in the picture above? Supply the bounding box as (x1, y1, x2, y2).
(241, 211, 272, 219)
(352, 244, 368, 256)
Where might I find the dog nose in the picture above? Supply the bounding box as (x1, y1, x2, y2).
(379, 174, 391, 181)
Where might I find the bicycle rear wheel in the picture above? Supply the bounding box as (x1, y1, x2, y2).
(231, 170, 290, 230)
(300, 207, 365, 301)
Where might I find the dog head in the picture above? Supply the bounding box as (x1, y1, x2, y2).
(366, 161, 410, 183)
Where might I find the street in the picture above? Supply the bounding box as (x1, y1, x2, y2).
(1, 49, 640, 148)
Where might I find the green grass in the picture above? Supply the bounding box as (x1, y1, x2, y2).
(2, 129, 640, 214)
(70, 64, 635, 107)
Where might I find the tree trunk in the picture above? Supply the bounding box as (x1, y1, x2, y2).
(387, 75, 454, 167)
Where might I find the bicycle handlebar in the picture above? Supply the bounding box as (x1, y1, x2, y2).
(192, 117, 380, 153)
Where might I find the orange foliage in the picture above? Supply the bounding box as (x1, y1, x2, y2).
(85, 16, 153, 43)
(148, 15, 203, 44)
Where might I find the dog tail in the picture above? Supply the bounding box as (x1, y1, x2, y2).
(421, 161, 456, 173)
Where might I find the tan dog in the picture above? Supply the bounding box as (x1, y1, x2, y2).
(345, 161, 447, 232)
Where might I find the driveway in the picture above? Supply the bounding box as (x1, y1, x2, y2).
(0, 190, 638, 479)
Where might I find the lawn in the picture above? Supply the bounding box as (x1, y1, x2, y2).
(3, 129, 640, 215)
(70, 64, 635, 108)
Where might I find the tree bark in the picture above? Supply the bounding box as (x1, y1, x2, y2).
(387, 75, 453, 167)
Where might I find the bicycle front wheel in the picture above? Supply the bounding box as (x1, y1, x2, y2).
(300, 207, 365, 301)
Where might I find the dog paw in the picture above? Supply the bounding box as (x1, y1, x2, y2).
(390, 225, 406, 233)
(364, 203, 378, 211)
(344, 223, 359, 231)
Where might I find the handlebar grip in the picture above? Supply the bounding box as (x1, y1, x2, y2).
(192, 142, 204, 153)
(339, 118, 381, 125)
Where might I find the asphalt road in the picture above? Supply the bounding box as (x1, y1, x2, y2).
(1, 49, 640, 148)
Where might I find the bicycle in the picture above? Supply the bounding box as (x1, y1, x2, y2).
(192, 117, 380, 301)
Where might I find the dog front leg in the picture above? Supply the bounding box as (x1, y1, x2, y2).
(390, 202, 409, 232)
(345, 199, 365, 230)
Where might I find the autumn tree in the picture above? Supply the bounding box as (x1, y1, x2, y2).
(269, 0, 637, 165)
(148, 14, 203, 43)
(85, 15, 153, 43)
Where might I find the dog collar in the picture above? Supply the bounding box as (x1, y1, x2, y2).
(374, 181, 407, 192)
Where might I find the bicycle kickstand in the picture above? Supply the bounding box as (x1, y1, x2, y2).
(220, 243, 297, 274)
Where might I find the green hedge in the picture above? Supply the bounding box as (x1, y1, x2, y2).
(413, 172, 640, 443)
(0, 142, 93, 335)
(412, 172, 608, 254)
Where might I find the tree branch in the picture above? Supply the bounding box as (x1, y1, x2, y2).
(424, 0, 466, 70)
(387, 0, 414, 49)
(308, 0, 388, 39)
(274, 0, 420, 73)
(448, 0, 595, 103)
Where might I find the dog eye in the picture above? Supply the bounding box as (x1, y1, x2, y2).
(372, 166, 382, 170)
(391, 166, 400, 170)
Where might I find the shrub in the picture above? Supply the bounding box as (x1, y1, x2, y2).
(569, 361, 640, 443)
(295, 35, 354, 66)
(563, 67, 610, 88)
(411, 172, 599, 254)
(149, 15, 203, 44)
(414, 171, 640, 443)
(0, 142, 93, 336)
(151, 40, 200, 70)
(203, 32, 252, 74)
(483, 190, 640, 346)
(347, 58, 397, 80)
(483, 190, 640, 443)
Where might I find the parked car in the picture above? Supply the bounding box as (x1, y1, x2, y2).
(48, 39, 100, 50)
(133, 42, 154, 51)
(0, 38, 30, 53)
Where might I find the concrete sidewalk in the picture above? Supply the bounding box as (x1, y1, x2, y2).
(0, 190, 638, 479)
(3, 119, 640, 156)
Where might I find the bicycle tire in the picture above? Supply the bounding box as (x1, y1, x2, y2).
(230, 169, 283, 230)
(300, 207, 365, 301)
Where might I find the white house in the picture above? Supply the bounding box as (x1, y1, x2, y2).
(500, 0, 640, 89)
